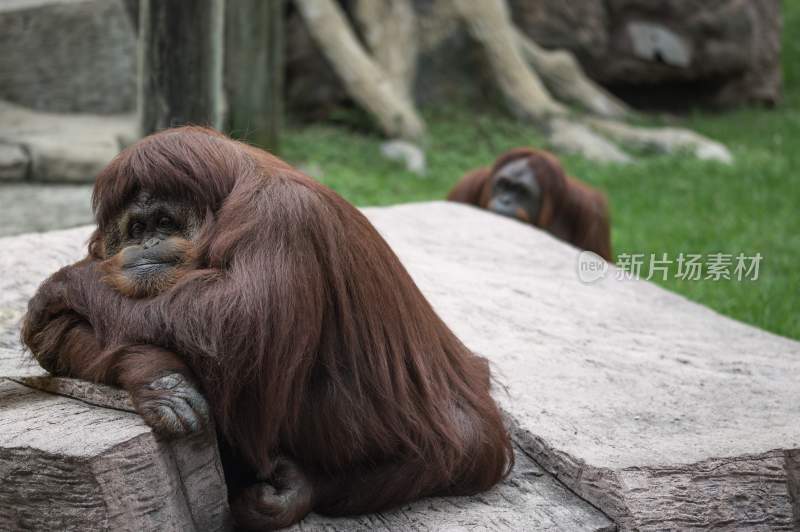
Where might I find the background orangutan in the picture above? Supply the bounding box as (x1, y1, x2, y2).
(448, 148, 613, 261)
(21, 127, 512, 530)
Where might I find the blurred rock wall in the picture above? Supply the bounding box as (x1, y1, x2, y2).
(509, 0, 782, 108)
(288, 0, 781, 115)
(0, 0, 137, 114)
(0, 0, 781, 118)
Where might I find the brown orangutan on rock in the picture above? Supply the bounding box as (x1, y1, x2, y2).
(448, 148, 613, 261)
(21, 127, 513, 530)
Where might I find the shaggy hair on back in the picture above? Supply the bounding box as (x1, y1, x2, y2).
(22, 127, 513, 529)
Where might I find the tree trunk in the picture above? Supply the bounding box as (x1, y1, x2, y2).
(225, 0, 285, 151)
(586, 117, 733, 163)
(295, 0, 425, 142)
(138, 0, 225, 135)
(294, 0, 732, 164)
(548, 118, 633, 164)
(353, 0, 418, 101)
(452, 0, 565, 123)
(514, 29, 631, 119)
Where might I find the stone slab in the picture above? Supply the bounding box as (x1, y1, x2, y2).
(0, 220, 613, 530)
(364, 202, 800, 530)
(0, 184, 93, 237)
(288, 446, 614, 532)
(0, 143, 29, 181)
(0, 101, 136, 182)
(0, 378, 230, 531)
(0, 378, 613, 532)
(2, 201, 798, 529)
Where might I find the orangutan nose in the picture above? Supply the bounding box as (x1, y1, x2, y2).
(143, 237, 161, 250)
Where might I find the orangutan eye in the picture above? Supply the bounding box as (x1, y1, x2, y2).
(129, 221, 145, 239)
(495, 177, 512, 191)
(157, 216, 175, 231)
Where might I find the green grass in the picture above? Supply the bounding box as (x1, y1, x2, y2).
(281, 4, 800, 341)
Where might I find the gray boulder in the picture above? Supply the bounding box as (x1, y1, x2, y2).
(380, 139, 427, 175)
(0, 0, 136, 114)
(510, 0, 782, 108)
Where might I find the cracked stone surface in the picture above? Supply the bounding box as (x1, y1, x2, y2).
(2, 201, 799, 530)
(0, 378, 230, 531)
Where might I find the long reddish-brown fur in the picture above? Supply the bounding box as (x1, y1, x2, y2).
(21, 127, 513, 527)
(447, 147, 613, 261)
